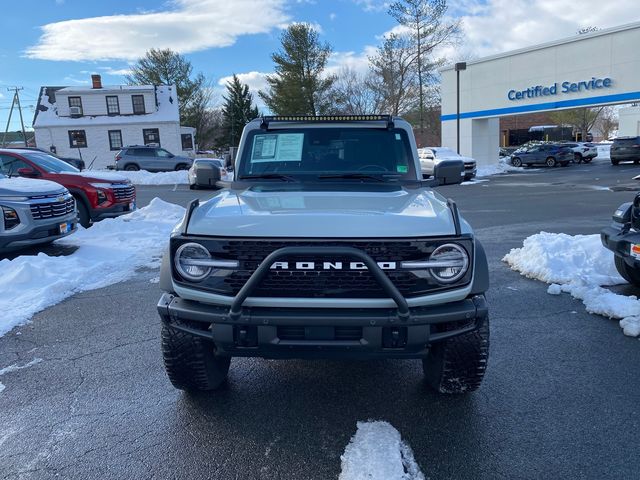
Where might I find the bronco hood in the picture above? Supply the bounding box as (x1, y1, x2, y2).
(187, 186, 457, 238)
(0, 176, 66, 197)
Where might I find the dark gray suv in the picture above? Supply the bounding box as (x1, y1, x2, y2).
(114, 146, 193, 172)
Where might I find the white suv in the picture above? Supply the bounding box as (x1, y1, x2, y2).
(562, 142, 598, 163)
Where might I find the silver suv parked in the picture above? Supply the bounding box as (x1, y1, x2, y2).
(114, 145, 193, 172)
(0, 173, 77, 253)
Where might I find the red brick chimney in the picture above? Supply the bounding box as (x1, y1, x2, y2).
(91, 74, 102, 89)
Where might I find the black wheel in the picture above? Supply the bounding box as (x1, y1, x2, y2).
(75, 197, 91, 228)
(423, 318, 489, 394)
(611, 159, 619, 165)
(582, 157, 592, 164)
(161, 324, 230, 391)
(175, 164, 189, 171)
(545, 157, 557, 167)
(124, 164, 140, 171)
(615, 256, 640, 287)
(511, 157, 522, 167)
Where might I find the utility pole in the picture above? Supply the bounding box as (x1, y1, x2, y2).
(2, 87, 28, 148)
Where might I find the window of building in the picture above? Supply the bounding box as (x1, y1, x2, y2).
(132, 95, 146, 114)
(143, 128, 160, 146)
(68, 96, 83, 116)
(106, 96, 120, 115)
(68, 130, 88, 148)
(181, 133, 194, 150)
(108, 130, 123, 151)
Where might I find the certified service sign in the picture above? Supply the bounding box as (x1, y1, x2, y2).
(508, 77, 613, 101)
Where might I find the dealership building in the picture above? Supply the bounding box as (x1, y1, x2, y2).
(440, 21, 640, 167)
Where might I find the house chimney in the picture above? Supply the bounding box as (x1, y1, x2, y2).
(91, 74, 102, 89)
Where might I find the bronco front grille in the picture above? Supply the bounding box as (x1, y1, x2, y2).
(172, 237, 474, 299)
(30, 197, 75, 220)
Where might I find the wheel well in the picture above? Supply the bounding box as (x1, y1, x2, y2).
(124, 163, 140, 170)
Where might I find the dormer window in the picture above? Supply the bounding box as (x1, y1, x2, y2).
(106, 96, 120, 115)
(132, 95, 145, 115)
(68, 96, 83, 116)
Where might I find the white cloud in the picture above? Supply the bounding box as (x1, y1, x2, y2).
(457, 0, 640, 59)
(352, 0, 390, 12)
(325, 47, 377, 77)
(329, 13, 337, 21)
(26, 0, 290, 61)
(98, 66, 133, 76)
(218, 71, 270, 94)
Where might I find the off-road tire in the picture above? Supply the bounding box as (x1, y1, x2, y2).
(511, 157, 522, 167)
(423, 318, 489, 394)
(124, 164, 140, 171)
(614, 256, 640, 287)
(545, 157, 557, 167)
(161, 324, 230, 391)
(75, 198, 91, 228)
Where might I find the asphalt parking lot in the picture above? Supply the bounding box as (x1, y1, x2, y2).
(1, 157, 640, 479)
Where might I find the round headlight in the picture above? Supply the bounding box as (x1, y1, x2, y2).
(429, 243, 469, 284)
(175, 243, 212, 282)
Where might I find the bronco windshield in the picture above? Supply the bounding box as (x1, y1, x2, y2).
(238, 128, 417, 180)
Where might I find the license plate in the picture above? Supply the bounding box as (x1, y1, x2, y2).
(630, 244, 640, 260)
(59, 223, 72, 234)
(129, 201, 136, 211)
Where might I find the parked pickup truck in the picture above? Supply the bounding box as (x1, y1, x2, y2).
(157, 115, 490, 395)
(0, 173, 77, 253)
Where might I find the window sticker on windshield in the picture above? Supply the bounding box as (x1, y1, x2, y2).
(396, 165, 408, 173)
(395, 134, 401, 140)
(251, 133, 304, 163)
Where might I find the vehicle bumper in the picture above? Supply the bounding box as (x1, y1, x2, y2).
(157, 293, 488, 359)
(91, 201, 136, 220)
(601, 225, 640, 267)
(0, 213, 78, 252)
(464, 167, 477, 179)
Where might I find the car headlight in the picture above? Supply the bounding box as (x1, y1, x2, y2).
(428, 243, 469, 284)
(175, 243, 213, 281)
(2, 206, 20, 230)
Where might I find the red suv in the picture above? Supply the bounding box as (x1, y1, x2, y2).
(0, 149, 136, 227)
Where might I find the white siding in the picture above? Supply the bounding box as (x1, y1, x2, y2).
(35, 122, 186, 170)
(56, 90, 155, 118)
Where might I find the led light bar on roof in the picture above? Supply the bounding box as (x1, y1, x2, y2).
(260, 114, 394, 129)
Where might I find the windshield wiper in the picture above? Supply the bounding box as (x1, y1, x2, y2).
(317, 173, 400, 182)
(240, 173, 299, 182)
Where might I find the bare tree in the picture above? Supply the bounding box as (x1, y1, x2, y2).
(388, 0, 460, 131)
(367, 34, 419, 115)
(594, 106, 618, 140)
(549, 107, 604, 141)
(333, 67, 383, 115)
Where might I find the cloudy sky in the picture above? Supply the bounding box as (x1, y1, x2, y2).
(0, 0, 638, 130)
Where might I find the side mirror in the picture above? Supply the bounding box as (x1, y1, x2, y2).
(17, 167, 39, 178)
(434, 159, 464, 186)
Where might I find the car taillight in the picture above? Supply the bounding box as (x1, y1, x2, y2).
(115, 155, 121, 162)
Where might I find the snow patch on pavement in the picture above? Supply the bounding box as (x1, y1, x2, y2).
(339, 421, 424, 480)
(503, 232, 640, 336)
(96, 169, 189, 185)
(0, 198, 185, 337)
(596, 143, 611, 160)
(0, 358, 43, 394)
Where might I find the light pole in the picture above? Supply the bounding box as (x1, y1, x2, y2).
(455, 62, 467, 154)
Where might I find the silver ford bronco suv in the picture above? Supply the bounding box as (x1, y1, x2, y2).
(158, 115, 489, 394)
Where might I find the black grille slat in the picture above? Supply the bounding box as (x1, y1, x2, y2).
(30, 197, 75, 220)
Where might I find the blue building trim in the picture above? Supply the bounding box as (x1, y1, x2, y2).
(441, 91, 640, 121)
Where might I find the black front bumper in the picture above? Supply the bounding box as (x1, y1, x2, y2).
(90, 201, 135, 221)
(158, 293, 488, 359)
(601, 225, 640, 268)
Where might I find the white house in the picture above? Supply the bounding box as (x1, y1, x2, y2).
(33, 75, 196, 169)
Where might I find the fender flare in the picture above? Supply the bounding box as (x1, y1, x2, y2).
(471, 240, 490, 295)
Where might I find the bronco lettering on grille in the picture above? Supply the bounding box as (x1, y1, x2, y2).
(270, 261, 397, 270)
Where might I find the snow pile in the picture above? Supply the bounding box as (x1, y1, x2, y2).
(503, 232, 640, 337)
(476, 159, 525, 177)
(0, 198, 185, 337)
(596, 143, 611, 160)
(339, 421, 424, 480)
(96, 169, 189, 185)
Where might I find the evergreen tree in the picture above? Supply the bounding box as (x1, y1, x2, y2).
(221, 75, 259, 147)
(126, 49, 210, 141)
(260, 24, 336, 115)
